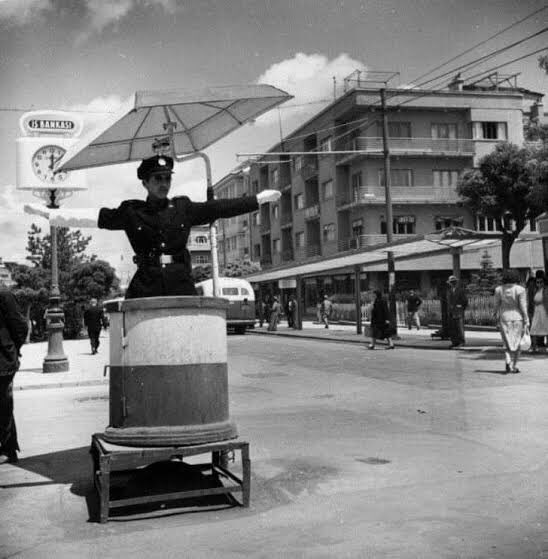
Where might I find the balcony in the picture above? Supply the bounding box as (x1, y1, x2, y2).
(300, 158, 319, 180)
(260, 254, 272, 268)
(260, 222, 271, 234)
(281, 213, 293, 227)
(282, 248, 294, 262)
(336, 136, 475, 163)
(338, 234, 417, 251)
(336, 185, 459, 208)
(304, 203, 320, 220)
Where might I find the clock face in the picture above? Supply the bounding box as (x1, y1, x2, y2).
(31, 145, 68, 184)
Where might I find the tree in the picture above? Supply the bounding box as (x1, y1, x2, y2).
(457, 143, 545, 268)
(539, 54, 548, 75)
(466, 251, 501, 296)
(192, 260, 261, 283)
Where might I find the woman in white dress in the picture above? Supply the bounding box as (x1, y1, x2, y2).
(494, 269, 529, 374)
(530, 271, 548, 352)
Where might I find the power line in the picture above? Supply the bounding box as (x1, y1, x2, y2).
(411, 5, 548, 84)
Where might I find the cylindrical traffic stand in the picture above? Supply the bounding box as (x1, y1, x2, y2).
(103, 296, 237, 446)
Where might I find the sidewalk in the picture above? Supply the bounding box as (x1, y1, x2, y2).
(14, 334, 110, 391)
(249, 320, 507, 350)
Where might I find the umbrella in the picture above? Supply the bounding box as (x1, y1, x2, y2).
(54, 84, 292, 297)
(55, 84, 292, 171)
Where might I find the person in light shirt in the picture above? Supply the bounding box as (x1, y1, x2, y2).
(26, 155, 280, 299)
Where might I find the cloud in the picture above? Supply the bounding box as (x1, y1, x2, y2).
(255, 52, 368, 127)
(0, 0, 52, 25)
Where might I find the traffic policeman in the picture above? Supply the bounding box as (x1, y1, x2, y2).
(26, 155, 280, 298)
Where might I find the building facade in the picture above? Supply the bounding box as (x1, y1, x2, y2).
(221, 77, 545, 315)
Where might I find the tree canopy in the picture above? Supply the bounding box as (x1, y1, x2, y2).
(457, 143, 548, 268)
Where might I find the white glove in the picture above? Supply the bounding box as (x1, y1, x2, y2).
(24, 204, 98, 228)
(257, 189, 281, 204)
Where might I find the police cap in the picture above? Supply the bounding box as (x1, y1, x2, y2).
(137, 155, 174, 180)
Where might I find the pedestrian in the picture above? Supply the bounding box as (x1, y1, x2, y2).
(83, 298, 104, 355)
(257, 297, 265, 328)
(446, 275, 468, 348)
(288, 295, 298, 329)
(320, 295, 332, 329)
(529, 270, 548, 353)
(494, 269, 529, 374)
(0, 290, 28, 464)
(286, 296, 294, 328)
(368, 290, 395, 350)
(25, 155, 281, 299)
(268, 296, 281, 331)
(406, 289, 422, 330)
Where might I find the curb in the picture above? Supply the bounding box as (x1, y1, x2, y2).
(14, 378, 108, 391)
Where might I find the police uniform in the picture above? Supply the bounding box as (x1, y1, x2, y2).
(98, 156, 259, 299)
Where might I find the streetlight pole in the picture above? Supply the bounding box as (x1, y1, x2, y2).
(380, 88, 398, 335)
(42, 189, 69, 373)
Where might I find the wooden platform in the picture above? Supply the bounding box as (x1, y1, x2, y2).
(90, 433, 250, 523)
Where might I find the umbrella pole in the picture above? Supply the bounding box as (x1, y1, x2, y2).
(171, 150, 220, 297)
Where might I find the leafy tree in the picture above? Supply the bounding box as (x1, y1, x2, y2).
(457, 143, 545, 268)
(192, 260, 261, 283)
(527, 145, 548, 210)
(524, 121, 548, 144)
(539, 54, 548, 75)
(466, 251, 501, 296)
(26, 223, 95, 271)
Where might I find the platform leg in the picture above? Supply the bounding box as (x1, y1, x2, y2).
(98, 454, 110, 524)
(241, 443, 251, 507)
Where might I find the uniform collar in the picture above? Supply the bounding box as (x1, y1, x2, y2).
(145, 196, 170, 211)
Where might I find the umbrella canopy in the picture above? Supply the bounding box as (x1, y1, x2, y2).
(56, 84, 292, 172)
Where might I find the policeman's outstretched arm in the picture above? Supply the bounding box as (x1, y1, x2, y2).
(24, 204, 98, 228)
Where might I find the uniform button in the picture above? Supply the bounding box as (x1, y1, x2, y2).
(137, 226, 142, 231)
(162, 264, 166, 269)
(161, 242, 166, 248)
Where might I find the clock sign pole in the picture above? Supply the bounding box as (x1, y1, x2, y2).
(16, 110, 87, 373)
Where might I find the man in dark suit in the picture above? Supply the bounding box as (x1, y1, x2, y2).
(0, 290, 28, 464)
(446, 275, 468, 348)
(83, 298, 104, 355)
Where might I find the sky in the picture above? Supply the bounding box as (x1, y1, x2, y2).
(1, 0, 547, 281)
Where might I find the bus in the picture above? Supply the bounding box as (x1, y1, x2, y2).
(195, 277, 256, 334)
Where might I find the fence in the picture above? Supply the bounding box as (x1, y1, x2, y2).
(329, 295, 497, 327)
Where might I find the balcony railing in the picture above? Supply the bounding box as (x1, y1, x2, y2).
(293, 244, 322, 261)
(281, 213, 293, 226)
(282, 249, 294, 262)
(260, 254, 272, 268)
(260, 222, 271, 233)
(336, 136, 474, 160)
(304, 203, 320, 220)
(338, 234, 417, 251)
(301, 158, 319, 180)
(336, 185, 459, 207)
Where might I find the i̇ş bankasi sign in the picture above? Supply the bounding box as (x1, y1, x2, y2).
(19, 110, 83, 138)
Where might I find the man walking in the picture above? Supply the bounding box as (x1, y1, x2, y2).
(83, 298, 104, 355)
(320, 295, 332, 329)
(446, 276, 468, 348)
(406, 289, 422, 330)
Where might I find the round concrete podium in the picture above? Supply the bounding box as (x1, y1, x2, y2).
(103, 296, 238, 446)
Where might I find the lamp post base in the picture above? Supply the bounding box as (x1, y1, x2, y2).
(42, 308, 69, 374)
(43, 358, 69, 373)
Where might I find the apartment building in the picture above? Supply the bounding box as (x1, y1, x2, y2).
(213, 163, 254, 268)
(225, 76, 545, 312)
(187, 225, 212, 267)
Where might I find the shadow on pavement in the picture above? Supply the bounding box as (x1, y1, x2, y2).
(6, 446, 237, 523)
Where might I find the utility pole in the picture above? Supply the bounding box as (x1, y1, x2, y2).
(380, 88, 397, 335)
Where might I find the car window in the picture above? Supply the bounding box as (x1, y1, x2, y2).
(241, 288, 250, 295)
(222, 287, 239, 296)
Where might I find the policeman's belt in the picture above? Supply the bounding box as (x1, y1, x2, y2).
(133, 253, 183, 267)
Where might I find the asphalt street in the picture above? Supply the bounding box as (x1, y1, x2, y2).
(1, 332, 548, 558)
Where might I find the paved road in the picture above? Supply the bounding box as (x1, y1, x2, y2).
(1, 335, 548, 558)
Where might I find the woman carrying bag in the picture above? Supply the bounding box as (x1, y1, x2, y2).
(494, 269, 529, 374)
(0, 290, 28, 464)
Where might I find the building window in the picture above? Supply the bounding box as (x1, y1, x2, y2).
(251, 180, 259, 194)
(320, 136, 332, 153)
(294, 155, 303, 172)
(529, 218, 537, 232)
(271, 168, 279, 186)
(272, 204, 279, 219)
(435, 216, 464, 231)
(253, 243, 261, 258)
(243, 247, 249, 257)
(273, 239, 281, 253)
(294, 192, 304, 209)
(379, 169, 413, 187)
(473, 122, 508, 140)
(322, 179, 334, 200)
(351, 172, 362, 202)
(323, 223, 336, 242)
(381, 215, 416, 235)
(377, 121, 411, 138)
(194, 235, 209, 244)
(433, 170, 460, 187)
(295, 231, 304, 248)
(252, 212, 261, 226)
(194, 254, 210, 264)
(352, 218, 363, 237)
(476, 216, 502, 232)
(431, 123, 457, 139)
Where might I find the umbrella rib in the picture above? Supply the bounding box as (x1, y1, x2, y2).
(201, 100, 245, 125)
(128, 107, 152, 160)
(169, 106, 198, 152)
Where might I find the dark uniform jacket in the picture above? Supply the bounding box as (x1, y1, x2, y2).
(447, 286, 468, 316)
(98, 194, 259, 299)
(0, 290, 28, 375)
